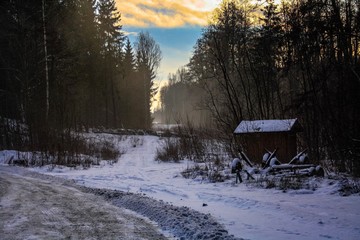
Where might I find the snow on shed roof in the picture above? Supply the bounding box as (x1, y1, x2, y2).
(234, 119, 301, 134)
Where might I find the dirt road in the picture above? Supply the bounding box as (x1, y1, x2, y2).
(0, 167, 167, 240)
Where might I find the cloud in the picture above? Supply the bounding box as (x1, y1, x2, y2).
(116, 0, 219, 28)
(121, 30, 138, 36)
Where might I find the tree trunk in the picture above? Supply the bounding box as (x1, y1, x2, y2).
(42, 0, 49, 122)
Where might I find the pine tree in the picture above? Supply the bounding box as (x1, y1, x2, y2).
(97, 0, 124, 128)
(134, 32, 161, 129)
(55, 0, 100, 128)
(121, 38, 137, 127)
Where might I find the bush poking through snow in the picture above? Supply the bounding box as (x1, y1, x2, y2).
(337, 177, 360, 196)
(2, 132, 121, 168)
(278, 177, 303, 191)
(156, 122, 232, 182)
(181, 163, 231, 183)
(130, 136, 143, 148)
(156, 137, 181, 162)
(253, 175, 322, 192)
(100, 141, 120, 161)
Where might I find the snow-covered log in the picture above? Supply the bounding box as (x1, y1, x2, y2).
(271, 164, 315, 170)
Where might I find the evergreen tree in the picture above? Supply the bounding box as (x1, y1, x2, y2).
(97, 0, 124, 128)
(123, 38, 136, 77)
(57, 0, 100, 128)
(121, 38, 137, 127)
(134, 32, 162, 129)
(0, 0, 48, 148)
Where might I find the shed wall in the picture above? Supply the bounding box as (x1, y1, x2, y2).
(236, 132, 297, 164)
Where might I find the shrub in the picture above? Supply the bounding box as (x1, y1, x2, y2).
(130, 136, 143, 148)
(156, 121, 232, 183)
(156, 137, 181, 162)
(11, 131, 122, 168)
(278, 177, 303, 190)
(100, 141, 120, 161)
(181, 163, 230, 183)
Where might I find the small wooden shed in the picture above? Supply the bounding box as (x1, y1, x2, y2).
(233, 119, 303, 163)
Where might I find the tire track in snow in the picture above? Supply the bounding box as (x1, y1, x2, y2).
(82, 187, 242, 240)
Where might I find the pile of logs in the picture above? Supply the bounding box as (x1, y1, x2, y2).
(239, 148, 324, 178)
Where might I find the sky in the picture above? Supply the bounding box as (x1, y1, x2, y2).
(114, 0, 281, 110)
(115, 0, 222, 105)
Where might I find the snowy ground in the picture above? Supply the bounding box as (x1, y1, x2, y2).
(1, 134, 360, 239)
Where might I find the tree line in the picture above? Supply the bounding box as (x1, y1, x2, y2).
(0, 0, 161, 150)
(159, 0, 360, 176)
(155, 67, 211, 126)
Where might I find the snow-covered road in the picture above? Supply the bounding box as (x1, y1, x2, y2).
(0, 166, 167, 240)
(2, 134, 360, 239)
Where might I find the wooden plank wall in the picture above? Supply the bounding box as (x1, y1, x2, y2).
(236, 132, 297, 164)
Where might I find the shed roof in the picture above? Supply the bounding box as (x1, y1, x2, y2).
(234, 119, 302, 134)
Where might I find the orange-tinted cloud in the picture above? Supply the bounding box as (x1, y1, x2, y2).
(116, 0, 220, 28)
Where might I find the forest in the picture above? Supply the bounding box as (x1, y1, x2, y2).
(158, 0, 360, 176)
(1, 0, 160, 150)
(1, 0, 360, 176)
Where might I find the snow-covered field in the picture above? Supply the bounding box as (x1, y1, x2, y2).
(1, 134, 360, 240)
